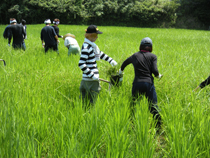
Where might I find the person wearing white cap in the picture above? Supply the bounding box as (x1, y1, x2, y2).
(7, 18, 26, 50)
(119, 37, 162, 129)
(41, 19, 59, 53)
(78, 25, 117, 105)
(52, 18, 62, 39)
(63, 33, 80, 55)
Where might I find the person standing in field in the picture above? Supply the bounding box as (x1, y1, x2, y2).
(78, 25, 117, 105)
(20, 19, 27, 39)
(118, 37, 163, 128)
(194, 75, 210, 91)
(63, 33, 80, 55)
(52, 18, 63, 40)
(8, 18, 26, 50)
(41, 19, 59, 53)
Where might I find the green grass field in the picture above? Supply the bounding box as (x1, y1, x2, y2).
(0, 24, 210, 157)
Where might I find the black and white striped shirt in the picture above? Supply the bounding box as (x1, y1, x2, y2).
(78, 39, 114, 81)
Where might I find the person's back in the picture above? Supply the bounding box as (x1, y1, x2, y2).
(8, 24, 25, 45)
(64, 37, 79, 47)
(41, 26, 57, 45)
(131, 51, 159, 84)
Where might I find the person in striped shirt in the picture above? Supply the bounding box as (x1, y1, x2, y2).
(78, 25, 117, 105)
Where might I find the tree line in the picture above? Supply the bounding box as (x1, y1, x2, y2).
(0, 0, 209, 29)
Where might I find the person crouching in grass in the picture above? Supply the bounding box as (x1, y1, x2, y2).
(63, 33, 80, 55)
(78, 25, 117, 105)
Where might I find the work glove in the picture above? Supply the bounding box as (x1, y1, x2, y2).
(110, 60, 117, 66)
(156, 74, 163, 80)
(118, 68, 124, 82)
(118, 69, 124, 77)
(92, 75, 99, 81)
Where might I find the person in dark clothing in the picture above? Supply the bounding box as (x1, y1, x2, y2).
(41, 19, 59, 53)
(119, 37, 163, 128)
(20, 19, 27, 39)
(194, 75, 210, 91)
(52, 19, 63, 39)
(3, 18, 13, 39)
(8, 18, 26, 50)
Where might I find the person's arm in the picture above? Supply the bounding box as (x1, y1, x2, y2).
(55, 27, 62, 38)
(22, 26, 26, 39)
(99, 51, 117, 66)
(55, 35, 59, 43)
(152, 55, 163, 79)
(120, 56, 132, 71)
(40, 30, 45, 46)
(199, 76, 210, 88)
(8, 28, 12, 45)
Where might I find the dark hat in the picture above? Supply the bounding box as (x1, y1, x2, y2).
(140, 37, 152, 46)
(86, 25, 103, 34)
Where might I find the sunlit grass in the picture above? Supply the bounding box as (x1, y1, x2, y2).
(0, 24, 210, 157)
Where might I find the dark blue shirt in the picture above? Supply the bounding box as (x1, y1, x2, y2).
(41, 26, 57, 45)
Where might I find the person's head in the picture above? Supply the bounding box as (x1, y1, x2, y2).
(21, 19, 26, 25)
(85, 25, 103, 42)
(139, 37, 153, 52)
(44, 19, 51, 25)
(53, 18, 60, 25)
(10, 18, 17, 25)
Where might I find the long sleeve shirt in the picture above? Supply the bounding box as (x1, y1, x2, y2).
(199, 75, 210, 88)
(121, 51, 159, 84)
(52, 26, 62, 38)
(78, 38, 114, 81)
(41, 26, 57, 45)
(8, 24, 26, 45)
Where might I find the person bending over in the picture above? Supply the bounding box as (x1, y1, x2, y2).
(63, 33, 80, 55)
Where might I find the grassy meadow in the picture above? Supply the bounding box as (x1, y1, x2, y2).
(0, 24, 210, 157)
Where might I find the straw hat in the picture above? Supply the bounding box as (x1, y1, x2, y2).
(62, 33, 76, 40)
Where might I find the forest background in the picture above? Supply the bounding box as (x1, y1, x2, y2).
(0, 0, 210, 30)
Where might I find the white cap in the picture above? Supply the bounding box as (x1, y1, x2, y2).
(44, 19, 51, 24)
(10, 19, 17, 24)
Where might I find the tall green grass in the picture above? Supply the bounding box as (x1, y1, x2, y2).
(0, 24, 210, 157)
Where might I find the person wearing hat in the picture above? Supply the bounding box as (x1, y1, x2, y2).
(52, 18, 62, 39)
(63, 33, 80, 55)
(193, 75, 210, 91)
(118, 37, 163, 129)
(78, 25, 117, 105)
(7, 18, 26, 50)
(41, 19, 59, 53)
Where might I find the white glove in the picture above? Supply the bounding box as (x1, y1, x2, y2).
(92, 75, 99, 81)
(156, 74, 163, 79)
(110, 60, 117, 66)
(61, 36, 63, 38)
(8, 44, 10, 47)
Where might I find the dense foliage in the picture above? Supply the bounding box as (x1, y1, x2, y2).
(1, 0, 180, 27)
